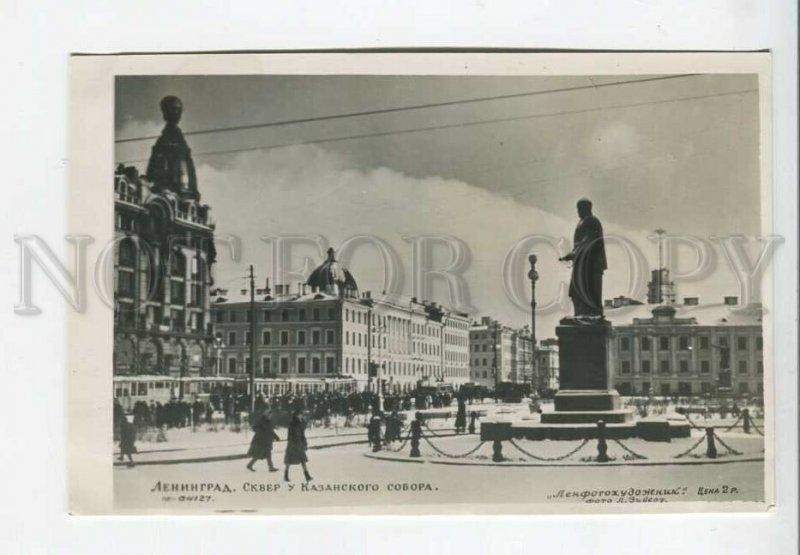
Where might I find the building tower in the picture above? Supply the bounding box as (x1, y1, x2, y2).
(113, 96, 217, 396)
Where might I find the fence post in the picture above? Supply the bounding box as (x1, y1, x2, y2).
(595, 420, 610, 462)
(705, 427, 717, 459)
(492, 439, 504, 462)
(742, 408, 751, 434)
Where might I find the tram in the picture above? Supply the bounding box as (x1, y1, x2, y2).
(113, 375, 359, 410)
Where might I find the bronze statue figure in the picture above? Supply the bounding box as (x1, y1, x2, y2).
(559, 198, 607, 318)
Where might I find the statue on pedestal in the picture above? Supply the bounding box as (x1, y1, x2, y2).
(559, 198, 607, 319)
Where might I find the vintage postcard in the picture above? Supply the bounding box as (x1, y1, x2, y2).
(66, 52, 774, 514)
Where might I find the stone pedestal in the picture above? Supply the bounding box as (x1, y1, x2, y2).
(541, 318, 633, 425)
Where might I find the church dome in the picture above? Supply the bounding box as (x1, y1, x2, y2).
(306, 248, 358, 297)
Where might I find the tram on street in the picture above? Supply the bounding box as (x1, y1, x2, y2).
(113, 375, 359, 410)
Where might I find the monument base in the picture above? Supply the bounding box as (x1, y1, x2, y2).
(553, 389, 621, 412)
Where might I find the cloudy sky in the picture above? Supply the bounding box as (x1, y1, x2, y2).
(114, 73, 763, 337)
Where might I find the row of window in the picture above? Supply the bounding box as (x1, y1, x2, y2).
(227, 355, 336, 374)
(619, 359, 763, 375)
(225, 329, 335, 347)
(216, 307, 337, 324)
(616, 381, 763, 396)
(619, 335, 763, 351)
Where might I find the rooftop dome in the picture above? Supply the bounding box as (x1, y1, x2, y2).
(306, 248, 358, 297)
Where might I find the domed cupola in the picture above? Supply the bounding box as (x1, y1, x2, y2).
(306, 248, 358, 298)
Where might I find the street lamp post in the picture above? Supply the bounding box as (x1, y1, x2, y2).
(214, 336, 225, 377)
(371, 322, 387, 411)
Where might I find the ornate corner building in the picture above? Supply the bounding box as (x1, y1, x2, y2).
(113, 97, 217, 393)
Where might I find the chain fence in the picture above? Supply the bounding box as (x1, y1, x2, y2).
(507, 438, 590, 462)
(387, 429, 412, 453)
(421, 435, 486, 459)
(611, 438, 648, 460)
(422, 422, 447, 438)
(750, 420, 765, 437)
(673, 434, 707, 459)
(720, 413, 744, 433)
(712, 432, 743, 456)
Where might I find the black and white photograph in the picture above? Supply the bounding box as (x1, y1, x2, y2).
(66, 53, 776, 515)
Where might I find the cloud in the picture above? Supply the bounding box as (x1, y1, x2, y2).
(117, 115, 163, 141)
(196, 144, 744, 336)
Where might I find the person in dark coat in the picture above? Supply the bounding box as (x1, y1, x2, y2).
(367, 412, 384, 452)
(284, 408, 312, 482)
(454, 396, 467, 433)
(246, 409, 280, 472)
(118, 416, 136, 467)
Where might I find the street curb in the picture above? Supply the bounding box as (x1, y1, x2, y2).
(364, 452, 766, 468)
(114, 431, 461, 467)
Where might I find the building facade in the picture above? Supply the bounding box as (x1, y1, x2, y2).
(211, 252, 471, 392)
(535, 337, 559, 393)
(608, 300, 764, 398)
(113, 96, 217, 397)
(469, 317, 532, 388)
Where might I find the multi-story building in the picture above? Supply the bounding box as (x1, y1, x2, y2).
(509, 328, 534, 384)
(211, 249, 471, 392)
(534, 337, 559, 393)
(469, 317, 531, 387)
(113, 96, 217, 398)
(608, 297, 764, 398)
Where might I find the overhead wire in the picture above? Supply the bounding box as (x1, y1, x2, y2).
(116, 86, 756, 164)
(114, 74, 698, 144)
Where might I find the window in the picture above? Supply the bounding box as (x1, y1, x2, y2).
(700, 360, 710, 373)
(227, 358, 236, 373)
(216, 310, 224, 323)
(620, 337, 630, 351)
(313, 308, 320, 321)
(228, 331, 237, 346)
(719, 337, 728, 347)
(327, 308, 335, 320)
(326, 357, 335, 373)
(737, 337, 747, 351)
(262, 357, 271, 374)
(641, 382, 651, 395)
(262, 331, 271, 345)
(263, 310, 271, 322)
(641, 337, 651, 350)
(701, 382, 711, 395)
(312, 358, 321, 374)
(660, 383, 671, 396)
(679, 336, 689, 350)
(678, 382, 691, 396)
(280, 331, 289, 345)
(679, 360, 689, 374)
(738, 360, 748, 374)
(641, 360, 651, 374)
(118, 240, 136, 267)
(757, 361, 763, 374)
(298, 309, 306, 321)
(617, 382, 632, 395)
(659, 336, 670, 351)
(313, 330, 321, 345)
(738, 382, 749, 395)
(118, 271, 135, 297)
(326, 330, 335, 344)
(700, 336, 709, 350)
(659, 360, 670, 374)
(621, 360, 631, 375)
(170, 280, 185, 304)
(297, 357, 307, 374)
(298, 331, 306, 345)
(245, 331, 252, 346)
(756, 337, 763, 350)
(280, 357, 289, 374)
(281, 310, 289, 322)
